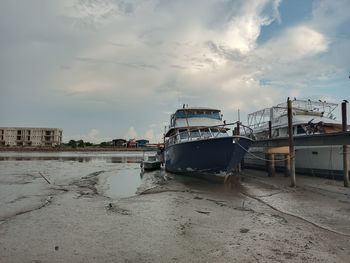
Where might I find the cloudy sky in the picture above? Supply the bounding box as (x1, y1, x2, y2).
(0, 0, 349, 143)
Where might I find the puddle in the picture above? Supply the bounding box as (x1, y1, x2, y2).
(103, 166, 143, 198)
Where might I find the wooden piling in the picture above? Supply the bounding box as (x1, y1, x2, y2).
(287, 98, 296, 187)
(267, 122, 275, 177)
(284, 154, 290, 177)
(236, 122, 241, 172)
(268, 154, 275, 177)
(342, 102, 349, 187)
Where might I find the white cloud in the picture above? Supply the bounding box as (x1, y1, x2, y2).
(258, 26, 329, 62)
(220, 0, 281, 54)
(55, 0, 283, 100)
(82, 129, 100, 142)
(1, 0, 348, 141)
(143, 129, 155, 142)
(124, 126, 137, 139)
(71, 128, 111, 143)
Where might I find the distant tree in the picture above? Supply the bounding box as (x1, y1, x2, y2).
(67, 140, 77, 148)
(99, 142, 108, 147)
(77, 139, 85, 147)
(85, 142, 93, 147)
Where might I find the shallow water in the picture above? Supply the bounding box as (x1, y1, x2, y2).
(0, 151, 144, 163)
(0, 151, 242, 200)
(0, 151, 147, 200)
(103, 166, 143, 198)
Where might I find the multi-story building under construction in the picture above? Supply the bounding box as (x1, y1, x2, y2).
(0, 127, 63, 147)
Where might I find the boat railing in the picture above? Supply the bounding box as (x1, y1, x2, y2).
(165, 122, 254, 146)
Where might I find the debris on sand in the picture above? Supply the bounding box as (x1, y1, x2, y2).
(240, 228, 250, 233)
(106, 203, 131, 215)
(196, 210, 210, 215)
(39, 172, 51, 184)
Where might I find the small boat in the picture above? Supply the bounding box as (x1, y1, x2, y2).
(141, 155, 161, 171)
(163, 106, 253, 181)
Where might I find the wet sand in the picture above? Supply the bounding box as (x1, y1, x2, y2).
(0, 154, 350, 262)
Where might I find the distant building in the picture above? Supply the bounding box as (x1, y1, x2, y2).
(127, 139, 137, 148)
(112, 139, 127, 147)
(136, 139, 149, 148)
(0, 127, 63, 147)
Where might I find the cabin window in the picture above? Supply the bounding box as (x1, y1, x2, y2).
(190, 130, 200, 139)
(179, 130, 189, 139)
(200, 128, 211, 138)
(297, 125, 306, 134)
(210, 128, 228, 137)
(273, 129, 279, 137)
(175, 110, 221, 120)
(210, 128, 218, 137)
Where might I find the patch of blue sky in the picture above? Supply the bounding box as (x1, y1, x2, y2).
(257, 0, 313, 44)
(259, 79, 272, 86)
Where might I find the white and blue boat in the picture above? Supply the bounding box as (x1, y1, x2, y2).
(164, 106, 253, 181)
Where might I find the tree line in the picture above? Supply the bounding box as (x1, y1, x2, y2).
(63, 140, 111, 148)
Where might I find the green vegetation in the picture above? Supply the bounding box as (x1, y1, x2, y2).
(99, 142, 111, 147)
(67, 140, 77, 148)
(65, 139, 95, 148)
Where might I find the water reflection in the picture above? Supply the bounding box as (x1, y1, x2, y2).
(0, 154, 143, 163)
(0, 151, 242, 198)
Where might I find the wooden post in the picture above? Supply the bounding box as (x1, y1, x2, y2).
(284, 154, 290, 177)
(267, 122, 274, 176)
(342, 102, 349, 187)
(236, 122, 241, 172)
(268, 154, 275, 177)
(287, 98, 296, 187)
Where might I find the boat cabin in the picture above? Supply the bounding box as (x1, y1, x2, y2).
(248, 99, 344, 139)
(167, 108, 223, 131)
(164, 107, 230, 146)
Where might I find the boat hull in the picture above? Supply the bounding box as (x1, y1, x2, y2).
(244, 145, 350, 180)
(164, 136, 252, 180)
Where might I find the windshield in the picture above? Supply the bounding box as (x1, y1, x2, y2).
(175, 110, 221, 120)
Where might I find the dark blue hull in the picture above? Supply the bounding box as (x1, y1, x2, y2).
(165, 136, 252, 180)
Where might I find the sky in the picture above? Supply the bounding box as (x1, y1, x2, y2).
(0, 0, 349, 143)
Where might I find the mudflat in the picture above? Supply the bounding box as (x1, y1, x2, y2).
(0, 152, 349, 262)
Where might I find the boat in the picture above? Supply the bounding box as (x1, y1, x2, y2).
(244, 99, 350, 179)
(141, 152, 162, 171)
(163, 106, 253, 181)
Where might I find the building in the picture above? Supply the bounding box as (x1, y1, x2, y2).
(127, 139, 137, 148)
(0, 127, 63, 147)
(112, 139, 127, 147)
(136, 139, 149, 148)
